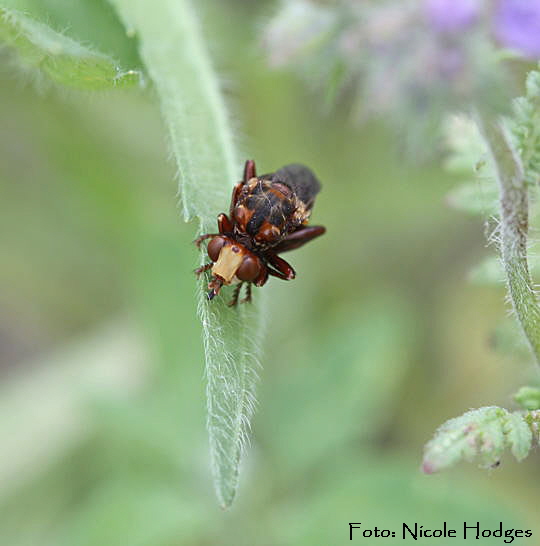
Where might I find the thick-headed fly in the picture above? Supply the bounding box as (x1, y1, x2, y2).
(195, 160, 326, 306)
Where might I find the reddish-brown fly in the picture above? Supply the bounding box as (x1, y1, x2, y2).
(195, 160, 326, 306)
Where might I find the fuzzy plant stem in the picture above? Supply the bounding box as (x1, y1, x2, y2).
(477, 113, 540, 365)
(109, 0, 262, 508)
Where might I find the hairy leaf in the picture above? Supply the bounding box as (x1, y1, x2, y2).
(514, 386, 540, 411)
(0, 7, 140, 89)
(509, 68, 540, 186)
(443, 115, 491, 175)
(443, 115, 498, 217)
(0, 0, 140, 66)
(108, 0, 262, 508)
(423, 407, 533, 473)
(504, 412, 533, 461)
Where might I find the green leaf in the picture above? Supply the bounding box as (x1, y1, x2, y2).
(504, 412, 532, 461)
(526, 410, 540, 442)
(514, 386, 540, 411)
(443, 114, 494, 178)
(423, 407, 533, 473)
(0, 7, 141, 89)
(108, 0, 262, 508)
(509, 68, 540, 186)
(443, 114, 499, 217)
(0, 0, 140, 67)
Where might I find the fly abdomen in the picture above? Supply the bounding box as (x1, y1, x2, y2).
(271, 164, 321, 209)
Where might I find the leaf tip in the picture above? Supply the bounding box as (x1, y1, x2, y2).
(421, 460, 437, 475)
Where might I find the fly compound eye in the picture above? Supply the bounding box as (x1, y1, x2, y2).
(236, 255, 260, 281)
(207, 236, 227, 262)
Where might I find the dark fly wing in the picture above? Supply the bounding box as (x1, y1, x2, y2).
(271, 164, 321, 208)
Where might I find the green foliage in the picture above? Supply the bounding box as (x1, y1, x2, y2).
(423, 407, 533, 473)
(2, 0, 540, 541)
(0, 0, 139, 64)
(443, 115, 491, 176)
(514, 386, 540, 411)
(444, 68, 540, 198)
(0, 7, 140, 89)
(0, 50, 535, 542)
(509, 69, 540, 186)
(479, 114, 540, 365)
(443, 115, 498, 217)
(444, 70, 540, 367)
(0, 0, 266, 509)
(108, 0, 262, 508)
(432, 71, 540, 471)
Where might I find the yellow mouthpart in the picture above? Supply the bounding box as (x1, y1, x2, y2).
(212, 245, 244, 284)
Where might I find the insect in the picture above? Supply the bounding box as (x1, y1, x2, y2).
(194, 159, 326, 306)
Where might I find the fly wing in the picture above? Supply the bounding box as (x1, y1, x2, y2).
(271, 164, 321, 209)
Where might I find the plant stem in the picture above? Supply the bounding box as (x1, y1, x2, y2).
(477, 113, 540, 365)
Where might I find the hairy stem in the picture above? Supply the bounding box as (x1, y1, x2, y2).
(477, 113, 540, 365)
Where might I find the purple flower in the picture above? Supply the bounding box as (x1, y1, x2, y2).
(494, 0, 540, 58)
(424, 0, 480, 33)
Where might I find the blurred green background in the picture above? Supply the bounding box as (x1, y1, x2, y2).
(1, 1, 539, 545)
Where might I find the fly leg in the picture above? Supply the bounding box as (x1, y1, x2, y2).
(194, 263, 213, 277)
(194, 233, 218, 248)
(228, 160, 256, 217)
(243, 159, 257, 182)
(229, 184, 243, 218)
(240, 282, 252, 304)
(272, 225, 326, 253)
(194, 212, 235, 248)
(266, 253, 296, 280)
(218, 213, 234, 234)
(227, 282, 244, 307)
